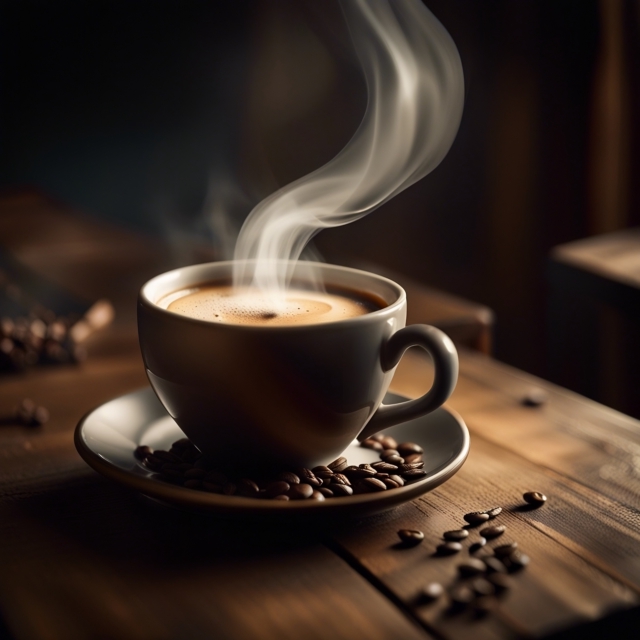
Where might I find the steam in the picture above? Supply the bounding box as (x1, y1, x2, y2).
(233, 0, 464, 295)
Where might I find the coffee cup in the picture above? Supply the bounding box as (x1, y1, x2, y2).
(138, 261, 458, 468)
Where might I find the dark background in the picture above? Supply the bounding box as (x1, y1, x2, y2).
(1, 1, 639, 411)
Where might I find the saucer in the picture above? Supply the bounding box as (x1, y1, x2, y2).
(75, 387, 469, 518)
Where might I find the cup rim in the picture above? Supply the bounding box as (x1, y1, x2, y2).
(139, 260, 406, 331)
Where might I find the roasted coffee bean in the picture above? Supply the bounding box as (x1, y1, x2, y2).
(381, 454, 404, 465)
(312, 465, 334, 478)
(361, 477, 387, 492)
(397, 529, 424, 545)
(374, 473, 390, 480)
(311, 491, 325, 501)
(437, 541, 462, 555)
(371, 461, 398, 473)
(487, 573, 512, 591)
(273, 494, 289, 501)
(360, 438, 384, 451)
(318, 487, 334, 498)
(469, 538, 487, 554)
(160, 464, 183, 478)
(480, 525, 506, 539)
(494, 542, 518, 558)
(370, 434, 386, 442)
(457, 559, 487, 577)
(378, 435, 398, 450)
(223, 481, 237, 495)
(237, 479, 260, 497)
(404, 453, 423, 464)
(143, 455, 164, 471)
(471, 577, 496, 597)
(403, 469, 427, 483)
(134, 445, 152, 460)
(483, 557, 507, 574)
(389, 474, 405, 487)
(397, 442, 423, 456)
(422, 582, 444, 601)
(153, 450, 182, 463)
(202, 482, 222, 493)
(328, 457, 348, 473)
(331, 473, 351, 486)
(287, 483, 314, 500)
(449, 585, 474, 608)
(443, 529, 469, 541)
(484, 506, 502, 519)
(398, 462, 424, 472)
(522, 388, 548, 407)
(330, 484, 353, 497)
(504, 550, 530, 572)
(183, 479, 202, 489)
(349, 465, 377, 479)
(265, 481, 290, 498)
(383, 479, 401, 489)
(523, 491, 547, 506)
(276, 471, 300, 485)
(342, 465, 360, 475)
(463, 512, 490, 525)
(297, 468, 322, 487)
(184, 468, 207, 479)
(380, 449, 399, 458)
(171, 438, 191, 449)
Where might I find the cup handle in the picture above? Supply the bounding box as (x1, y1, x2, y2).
(357, 325, 459, 441)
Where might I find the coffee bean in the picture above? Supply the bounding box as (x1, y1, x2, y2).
(469, 538, 487, 554)
(403, 469, 427, 483)
(463, 512, 490, 525)
(457, 559, 486, 577)
(504, 550, 530, 572)
(383, 479, 401, 489)
(422, 582, 444, 601)
(437, 542, 462, 555)
(360, 438, 383, 451)
(183, 479, 202, 489)
(523, 491, 547, 506)
(134, 445, 152, 460)
(297, 468, 322, 487)
(342, 465, 360, 475)
(483, 557, 507, 574)
(159, 464, 182, 478)
(471, 577, 496, 597)
(273, 494, 289, 501)
(484, 506, 502, 518)
(398, 462, 425, 472)
(143, 455, 164, 471)
(371, 461, 398, 473)
(449, 585, 474, 608)
(265, 481, 290, 498)
(237, 479, 260, 497)
(370, 434, 386, 442)
(312, 465, 334, 478)
(222, 481, 237, 495)
(287, 483, 314, 500)
(480, 525, 505, 539)
(318, 487, 334, 498)
(494, 542, 518, 558)
(184, 468, 207, 479)
(153, 450, 182, 463)
(328, 457, 348, 473)
(380, 449, 399, 458)
(349, 465, 377, 478)
(443, 529, 469, 541)
(397, 529, 424, 545)
(331, 473, 351, 486)
(330, 484, 353, 497)
(378, 435, 398, 450)
(374, 473, 390, 480)
(382, 454, 404, 465)
(276, 471, 300, 485)
(487, 573, 512, 591)
(361, 477, 387, 492)
(389, 474, 405, 487)
(311, 491, 325, 501)
(202, 482, 222, 493)
(404, 453, 423, 464)
(522, 388, 548, 407)
(397, 442, 423, 456)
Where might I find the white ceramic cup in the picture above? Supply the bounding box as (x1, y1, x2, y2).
(138, 261, 458, 468)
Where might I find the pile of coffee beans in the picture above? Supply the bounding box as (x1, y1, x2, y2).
(396, 494, 547, 616)
(135, 433, 427, 500)
(0, 398, 49, 427)
(0, 313, 86, 373)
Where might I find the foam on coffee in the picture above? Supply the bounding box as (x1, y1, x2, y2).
(163, 285, 381, 326)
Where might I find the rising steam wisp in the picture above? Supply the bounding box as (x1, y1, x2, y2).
(233, 0, 464, 299)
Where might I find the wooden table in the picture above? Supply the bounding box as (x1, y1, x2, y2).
(1, 193, 639, 639)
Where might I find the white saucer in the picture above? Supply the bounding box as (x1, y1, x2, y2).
(75, 387, 469, 518)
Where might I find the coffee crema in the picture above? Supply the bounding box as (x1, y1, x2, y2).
(162, 284, 384, 327)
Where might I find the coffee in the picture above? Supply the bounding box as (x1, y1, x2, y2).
(161, 284, 384, 327)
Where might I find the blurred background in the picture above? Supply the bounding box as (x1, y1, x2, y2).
(1, 0, 639, 415)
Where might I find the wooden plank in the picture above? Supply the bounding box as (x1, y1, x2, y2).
(0, 473, 431, 640)
(329, 435, 639, 640)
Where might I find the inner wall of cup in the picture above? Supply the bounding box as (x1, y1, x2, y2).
(143, 261, 403, 310)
